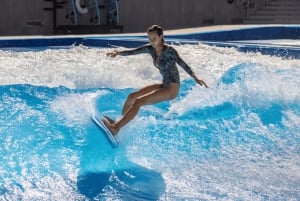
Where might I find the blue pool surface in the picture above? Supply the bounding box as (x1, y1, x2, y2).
(0, 25, 299, 200)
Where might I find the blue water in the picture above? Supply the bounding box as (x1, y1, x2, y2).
(0, 44, 300, 200)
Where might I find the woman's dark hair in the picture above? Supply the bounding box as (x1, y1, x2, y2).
(147, 25, 164, 36)
(147, 25, 164, 42)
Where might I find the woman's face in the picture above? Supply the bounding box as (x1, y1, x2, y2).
(148, 31, 163, 48)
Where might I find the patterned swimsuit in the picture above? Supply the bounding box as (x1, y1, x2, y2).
(118, 44, 194, 87)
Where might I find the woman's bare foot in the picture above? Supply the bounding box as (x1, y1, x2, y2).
(102, 118, 120, 136)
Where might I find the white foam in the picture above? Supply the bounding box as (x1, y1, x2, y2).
(50, 90, 107, 125)
(168, 61, 300, 116)
(2, 44, 299, 120)
(0, 45, 158, 89)
(0, 44, 299, 90)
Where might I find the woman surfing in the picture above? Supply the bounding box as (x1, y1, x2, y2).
(104, 25, 208, 135)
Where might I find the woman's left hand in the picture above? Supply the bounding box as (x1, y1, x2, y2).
(106, 50, 118, 58)
(195, 78, 208, 88)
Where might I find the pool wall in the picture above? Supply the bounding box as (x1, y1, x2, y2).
(0, 25, 299, 59)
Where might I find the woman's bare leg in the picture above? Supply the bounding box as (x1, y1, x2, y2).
(121, 84, 162, 115)
(103, 83, 179, 135)
(103, 84, 162, 124)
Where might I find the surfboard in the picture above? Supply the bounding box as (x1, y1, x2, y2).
(92, 115, 119, 148)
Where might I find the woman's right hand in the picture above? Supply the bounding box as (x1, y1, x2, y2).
(106, 50, 118, 58)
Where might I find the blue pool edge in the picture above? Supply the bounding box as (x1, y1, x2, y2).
(0, 25, 299, 59)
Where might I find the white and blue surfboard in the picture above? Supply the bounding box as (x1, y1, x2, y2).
(92, 115, 119, 148)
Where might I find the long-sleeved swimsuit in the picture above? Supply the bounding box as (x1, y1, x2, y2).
(118, 44, 195, 87)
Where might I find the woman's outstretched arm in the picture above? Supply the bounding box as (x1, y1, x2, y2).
(106, 45, 151, 57)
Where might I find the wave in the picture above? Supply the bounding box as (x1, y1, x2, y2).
(0, 45, 299, 200)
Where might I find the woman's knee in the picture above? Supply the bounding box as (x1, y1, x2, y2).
(127, 92, 138, 102)
(132, 98, 144, 110)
